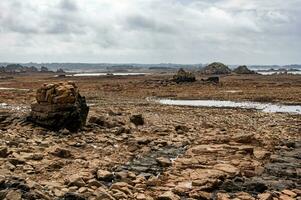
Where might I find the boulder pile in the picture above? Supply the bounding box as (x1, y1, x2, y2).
(28, 81, 89, 132)
(172, 68, 196, 83)
(233, 65, 256, 74)
(201, 62, 231, 75)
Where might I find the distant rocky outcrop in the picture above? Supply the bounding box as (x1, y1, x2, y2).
(56, 68, 65, 73)
(172, 68, 196, 83)
(0, 64, 49, 73)
(233, 65, 255, 74)
(28, 81, 89, 132)
(201, 62, 231, 75)
(40, 66, 49, 72)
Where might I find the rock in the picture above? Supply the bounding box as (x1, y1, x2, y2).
(201, 62, 231, 75)
(233, 133, 255, 144)
(130, 114, 144, 126)
(89, 116, 106, 126)
(156, 157, 172, 167)
(172, 68, 196, 83)
(282, 190, 297, 198)
(258, 193, 273, 200)
(201, 76, 220, 84)
(68, 175, 86, 187)
(96, 169, 114, 182)
(233, 65, 255, 74)
(189, 191, 211, 199)
(62, 192, 86, 200)
(94, 187, 115, 200)
(279, 194, 295, 200)
(216, 193, 231, 200)
(5, 190, 22, 200)
(40, 66, 49, 72)
(214, 164, 240, 176)
(51, 148, 72, 158)
(0, 146, 8, 158)
(28, 81, 89, 132)
(235, 192, 255, 200)
(175, 125, 189, 133)
(136, 193, 147, 200)
(157, 191, 181, 200)
(87, 179, 103, 187)
(253, 149, 271, 160)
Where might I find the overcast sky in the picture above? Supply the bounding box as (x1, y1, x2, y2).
(0, 0, 300, 65)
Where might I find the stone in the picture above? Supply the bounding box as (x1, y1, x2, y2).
(0, 146, 8, 158)
(201, 62, 231, 75)
(5, 190, 22, 200)
(254, 149, 271, 160)
(233, 65, 255, 74)
(28, 82, 89, 132)
(130, 114, 144, 126)
(214, 164, 240, 176)
(279, 194, 295, 200)
(136, 193, 147, 200)
(62, 192, 86, 200)
(172, 68, 196, 83)
(236, 192, 255, 200)
(201, 76, 220, 84)
(282, 190, 297, 198)
(157, 191, 181, 200)
(258, 193, 273, 200)
(89, 116, 106, 126)
(216, 193, 231, 200)
(94, 187, 115, 200)
(87, 179, 103, 187)
(96, 169, 114, 182)
(68, 175, 86, 187)
(233, 133, 255, 144)
(189, 191, 211, 199)
(51, 148, 72, 158)
(156, 157, 172, 167)
(175, 125, 189, 133)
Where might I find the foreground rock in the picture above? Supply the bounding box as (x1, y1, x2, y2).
(233, 65, 255, 74)
(28, 81, 89, 132)
(201, 62, 231, 75)
(172, 68, 196, 83)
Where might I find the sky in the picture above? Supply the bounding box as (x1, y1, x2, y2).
(0, 0, 300, 65)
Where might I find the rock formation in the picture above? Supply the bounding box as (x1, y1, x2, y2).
(233, 65, 255, 74)
(201, 62, 231, 75)
(172, 68, 196, 83)
(28, 81, 89, 132)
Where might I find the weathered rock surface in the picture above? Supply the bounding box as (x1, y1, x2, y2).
(233, 65, 255, 74)
(201, 62, 231, 75)
(172, 68, 196, 83)
(28, 82, 89, 132)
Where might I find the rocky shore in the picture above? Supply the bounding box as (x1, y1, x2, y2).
(0, 74, 300, 200)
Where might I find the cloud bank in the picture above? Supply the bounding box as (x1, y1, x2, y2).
(0, 0, 300, 64)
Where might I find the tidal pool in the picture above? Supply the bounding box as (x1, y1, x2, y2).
(0, 87, 29, 91)
(156, 99, 301, 114)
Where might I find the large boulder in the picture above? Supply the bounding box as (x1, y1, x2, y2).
(201, 62, 231, 75)
(172, 68, 196, 83)
(233, 65, 255, 74)
(28, 81, 89, 132)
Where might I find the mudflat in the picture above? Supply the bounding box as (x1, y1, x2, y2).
(0, 73, 300, 200)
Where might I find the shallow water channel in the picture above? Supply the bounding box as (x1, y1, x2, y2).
(156, 99, 301, 114)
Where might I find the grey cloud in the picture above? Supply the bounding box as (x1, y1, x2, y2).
(0, 0, 300, 64)
(60, 0, 78, 11)
(125, 14, 176, 34)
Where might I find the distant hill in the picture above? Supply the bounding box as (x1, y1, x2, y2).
(0, 62, 300, 72)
